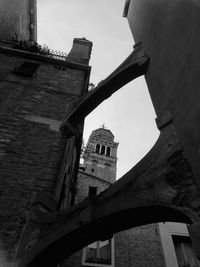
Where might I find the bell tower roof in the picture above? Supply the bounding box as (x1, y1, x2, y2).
(90, 127, 114, 142)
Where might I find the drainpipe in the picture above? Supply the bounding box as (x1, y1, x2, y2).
(29, 0, 37, 41)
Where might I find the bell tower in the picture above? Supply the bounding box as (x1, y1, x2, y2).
(83, 126, 119, 183)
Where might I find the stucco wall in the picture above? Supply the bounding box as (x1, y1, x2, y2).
(126, 0, 200, 190)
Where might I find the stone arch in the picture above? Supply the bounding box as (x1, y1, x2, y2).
(20, 203, 197, 267)
(61, 44, 149, 129)
(20, 40, 200, 266)
(20, 120, 200, 267)
(21, 121, 200, 267)
(20, 44, 150, 267)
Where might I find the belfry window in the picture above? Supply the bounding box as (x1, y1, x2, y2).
(96, 144, 100, 154)
(82, 238, 114, 266)
(101, 145, 105, 155)
(106, 147, 111, 157)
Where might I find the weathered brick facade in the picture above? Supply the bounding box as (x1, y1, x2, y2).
(0, 38, 92, 264)
(115, 225, 165, 267)
(75, 171, 111, 205)
(62, 128, 166, 267)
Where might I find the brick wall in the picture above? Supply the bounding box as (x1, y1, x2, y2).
(0, 39, 92, 262)
(62, 172, 166, 267)
(60, 170, 111, 267)
(75, 171, 111, 204)
(115, 225, 166, 267)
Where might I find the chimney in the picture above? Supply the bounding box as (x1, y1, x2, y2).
(68, 37, 93, 65)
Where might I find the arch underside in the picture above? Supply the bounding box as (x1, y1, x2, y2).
(20, 116, 200, 267)
(21, 205, 193, 267)
(20, 44, 200, 267)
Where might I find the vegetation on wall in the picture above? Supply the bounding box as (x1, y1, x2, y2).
(13, 40, 50, 56)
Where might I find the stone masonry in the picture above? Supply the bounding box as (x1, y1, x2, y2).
(0, 37, 92, 264)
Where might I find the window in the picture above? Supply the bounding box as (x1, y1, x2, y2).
(82, 239, 114, 266)
(91, 160, 98, 175)
(96, 144, 100, 154)
(88, 186, 97, 197)
(101, 145, 105, 155)
(172, 235, 200, 267)
(106, 147, 111, 157)
(13, 61, 39, 77)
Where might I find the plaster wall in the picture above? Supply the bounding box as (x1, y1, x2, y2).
(126, 0, 200, 189)
(158, 222, 189, 267)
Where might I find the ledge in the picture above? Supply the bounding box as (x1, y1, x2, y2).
(0, 45, 91, 73)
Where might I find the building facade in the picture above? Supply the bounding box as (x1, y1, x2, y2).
(82, 127, 118, 184)
(0, 3, 93, 262)
(0, 1, 200, 266)
(62, 127, 200, 267)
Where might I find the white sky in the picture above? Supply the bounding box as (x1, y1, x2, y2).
(37, 0, 159, 179)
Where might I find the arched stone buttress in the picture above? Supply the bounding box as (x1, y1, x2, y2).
(61, 43, 149, 130)
(20, 104, 200, 266)
(19, 0, 200, 263)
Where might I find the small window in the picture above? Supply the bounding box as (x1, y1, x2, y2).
(101, 145, 105, 155)
(79, 166, 85, 171)
(82, 239, 114, 266)
(106, 147, 111, 157)
(172, 235, 200, 267)
(104, 163, 111, 167)
(88, 186, 97, 197)
(96, 144, 100, 153)
(13, 61, 39, 77)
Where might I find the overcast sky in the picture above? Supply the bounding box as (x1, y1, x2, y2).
(37, 0, 159, 178)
